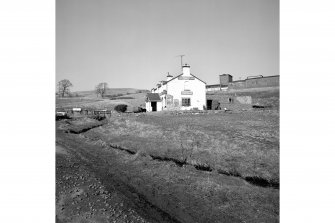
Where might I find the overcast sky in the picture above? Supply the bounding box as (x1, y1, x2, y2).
(56, 0, 279, 91)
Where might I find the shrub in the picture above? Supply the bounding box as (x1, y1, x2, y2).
(56, 114, 70, 121)
(114, 104, 128, 113)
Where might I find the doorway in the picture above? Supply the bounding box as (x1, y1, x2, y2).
(151, 102, 157, 111)
(206, 100, 212, 110)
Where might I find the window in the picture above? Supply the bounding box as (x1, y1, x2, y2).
(184, 81, 190, 91)
(182, 98, 191, 106)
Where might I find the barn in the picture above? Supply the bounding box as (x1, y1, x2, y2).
(146, 64, 206, 112)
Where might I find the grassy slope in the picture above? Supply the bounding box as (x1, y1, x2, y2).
(56, 88, 149, 110)
(57, 127, 279, 222)
(59, 111, 279, 222)
(76, 88, 148, 98)
(84, 110, 279, 185)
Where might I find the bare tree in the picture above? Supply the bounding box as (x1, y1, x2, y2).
(95, 82, 108, 98)
(57, 79, 73, 97)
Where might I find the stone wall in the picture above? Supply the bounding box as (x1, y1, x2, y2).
(206, 94, 252, 111)
(206, 87, 279, 110)
(228, 81, 246, 90)
(228, 76, 279, 90)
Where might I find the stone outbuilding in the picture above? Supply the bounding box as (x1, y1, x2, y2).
(206, 93, 252, 110)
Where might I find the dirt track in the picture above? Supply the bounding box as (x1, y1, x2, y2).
(56, 143, 176, 223)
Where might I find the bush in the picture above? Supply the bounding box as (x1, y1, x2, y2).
(114, 104, 128, 113)
(55, 113, 70, 121)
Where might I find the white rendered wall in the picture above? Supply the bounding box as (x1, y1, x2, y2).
(145, 101, 163, 112)
(157, 101, 163, 111)
(157, 84, 166, 94)
(182, 66, 191, 76)
(145, 102, 151, 112)
(166, 75, 206, 110)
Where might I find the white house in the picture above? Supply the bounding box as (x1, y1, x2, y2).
(146, 64, 206, 111)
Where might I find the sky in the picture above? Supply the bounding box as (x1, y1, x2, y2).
(56, 0, 279, 91)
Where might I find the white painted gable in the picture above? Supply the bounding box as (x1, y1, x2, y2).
(147, 64, 206, 112)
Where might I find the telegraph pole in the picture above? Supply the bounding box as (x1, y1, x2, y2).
(177, 55, 185, 70)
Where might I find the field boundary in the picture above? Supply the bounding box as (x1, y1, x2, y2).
(108, 142, 279, 189)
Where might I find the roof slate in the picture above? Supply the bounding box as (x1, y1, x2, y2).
(146, 93, 161, 102)
(167, 73, 206, 84)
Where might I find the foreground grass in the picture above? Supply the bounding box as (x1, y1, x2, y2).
(82, 110, 279, 186)
(57, 127, 279, 222)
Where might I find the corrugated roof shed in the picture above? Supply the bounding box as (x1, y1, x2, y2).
(146, 93, 161, 102)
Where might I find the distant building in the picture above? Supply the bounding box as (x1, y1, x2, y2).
(146, 64, 206, 112)
(206, 74, 279, 111)
(219, 74, 233, 87)
(206, 74, 279, 92)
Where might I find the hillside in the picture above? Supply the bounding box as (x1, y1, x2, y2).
(75, 88, 149, 99)
(56, 88, 149, 111)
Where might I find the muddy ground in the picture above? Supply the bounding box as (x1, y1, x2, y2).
(56, 113, 279, 223)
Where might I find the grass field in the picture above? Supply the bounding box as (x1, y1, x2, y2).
(57, 88, 279, 185)
(81, 110, 279, 186)
(56, 88, 148, 111)
(57, 108, 279, 222)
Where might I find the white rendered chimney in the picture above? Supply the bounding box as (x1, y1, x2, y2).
(167, 72, 173, 81)
(182, 64, 191, 76)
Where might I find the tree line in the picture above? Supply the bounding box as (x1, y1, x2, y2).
(57, 79, 109, 98)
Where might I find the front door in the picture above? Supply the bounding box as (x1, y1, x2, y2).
(151, 102, 157, 111)
(207, 100, 212, 110)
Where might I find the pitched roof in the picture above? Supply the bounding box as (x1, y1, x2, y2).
(167, 73, 206, 84)
(146, 93, 161, 102)
(206, 84, 222, 88)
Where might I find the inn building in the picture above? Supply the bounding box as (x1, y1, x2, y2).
(146, 64, 206, 112)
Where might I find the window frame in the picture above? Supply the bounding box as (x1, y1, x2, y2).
(182, 97, 191, 107)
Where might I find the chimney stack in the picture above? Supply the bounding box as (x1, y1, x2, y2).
(167, 72, 173, 81)
(182, 64, 191, 76)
